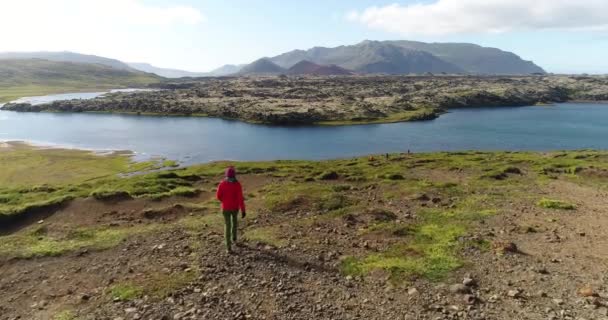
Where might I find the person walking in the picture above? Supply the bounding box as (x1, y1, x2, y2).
(216, 166, 246, 253)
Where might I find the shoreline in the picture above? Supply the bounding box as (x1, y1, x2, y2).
(3, 99, 608, 127)
(1, 139, 605, 165)
(0, 108, 441, 126)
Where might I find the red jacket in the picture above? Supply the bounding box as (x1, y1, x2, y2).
(216, 179, 246, 212)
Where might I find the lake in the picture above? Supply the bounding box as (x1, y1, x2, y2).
(1, 92, 607, 164)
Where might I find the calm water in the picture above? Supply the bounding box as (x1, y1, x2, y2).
(1, 92, 607, 164)
(4, 89, 154, 106)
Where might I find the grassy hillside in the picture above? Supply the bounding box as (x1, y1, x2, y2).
(0, 51, 131, 69)
(1, 144, 608, 318)
(0, 59, 161, 102)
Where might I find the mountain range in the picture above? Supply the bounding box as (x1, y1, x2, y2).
(263, 40, 544, 75)
(126, 62, 244, 78)
(0, 40, 546, 80)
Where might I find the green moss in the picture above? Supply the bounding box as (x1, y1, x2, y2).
(317, 171, 339, 180)
(244, 226, 287, 247)
(537, 198, 576, 210)
(109, 283, 143, 301)
(146, 271, 198, 298)
(0, 142, 158, 188)
(147, 186, 200, 201)
(0, 195, 74, 217)
(170, 186, 200, 197)
(90, 189, 131, 200)
(0, 225, 158, 259)
(163, 160, 180, 168)
(342, 208, 496, 282)
(332, 184, 352, 192)
(0, 143, 171, 220)
(53, 310, 77, 320)
(364, 221, 412, 236)
(263, 181, 355, 214)
(180, 213, 224, 233)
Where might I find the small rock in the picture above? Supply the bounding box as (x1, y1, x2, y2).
(408, 287, 419, 296)
(536, 267, 549, 274)
(463, 294, 477, 305)
(462, 277, 476, 287)
(578, 286, 596, 297)
(125, 307, 137, 314)
(492, 241, 518, 255)
(415, 194, 430, 201)
(507, 289, 522, 298)
(449, 284, 471, 294)
(553, 298, 564, 305)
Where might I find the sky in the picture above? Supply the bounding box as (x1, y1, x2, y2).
(1, 0, 608, 74)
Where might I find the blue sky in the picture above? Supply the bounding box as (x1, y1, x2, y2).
(1, 0, 608, 73)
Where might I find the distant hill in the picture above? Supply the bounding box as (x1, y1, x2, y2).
(208, 64, 244, 76)
(269, 40, 545, 75)
(129, 62, 244, 78)
(238, 58, 285, 75)
(128, 62, 209, 78)
(0, 59, 160, 102)
(0, 51, 131, 70)
(287, 60, 353, 75)
(128, 63, 246, 78)
(386, 40, 544, 74)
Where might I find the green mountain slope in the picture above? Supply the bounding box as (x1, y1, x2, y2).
(387, 41, 545, 74)
(0, 59, 161, 102)
(271, 41, 462, 74)
(0, 51, 131, 70)
(270, 40, 545, 75)
(238, 58, 285, 75)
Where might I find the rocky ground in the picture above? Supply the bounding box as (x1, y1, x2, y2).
(1, 148, 608, 319)
(3, 75, 608, 125)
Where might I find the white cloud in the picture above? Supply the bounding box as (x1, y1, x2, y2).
(0, 0, 204, 28)
(348, 0, 608, 36)
(77, 0, 206, 26)
(0, 0, 204, 62)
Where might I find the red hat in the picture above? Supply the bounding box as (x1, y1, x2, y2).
(225, 166, 236, 178)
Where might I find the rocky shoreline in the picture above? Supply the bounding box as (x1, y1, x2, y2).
(4, 75, 608, 125)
